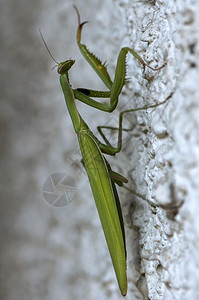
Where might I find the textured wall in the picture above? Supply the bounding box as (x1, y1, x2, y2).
(123, 1, 199, 299)
(1, 0, 199, 299)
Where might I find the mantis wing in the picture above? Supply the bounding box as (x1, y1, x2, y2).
(78, 129, 127, 296)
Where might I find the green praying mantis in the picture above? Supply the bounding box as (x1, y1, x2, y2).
(41, 6, 172, 296)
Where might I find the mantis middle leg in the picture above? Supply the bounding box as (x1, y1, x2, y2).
(93, 92, 173, 156)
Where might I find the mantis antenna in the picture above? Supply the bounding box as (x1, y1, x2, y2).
(39, 28, 59, 65)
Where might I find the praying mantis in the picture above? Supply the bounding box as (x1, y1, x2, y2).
(41, 6, 172, 296)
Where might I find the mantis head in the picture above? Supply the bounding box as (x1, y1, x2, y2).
(57, 60, 75, 75)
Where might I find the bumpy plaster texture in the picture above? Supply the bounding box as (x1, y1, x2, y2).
(118, 1, 199, 299)
(1, 0, 199, 299)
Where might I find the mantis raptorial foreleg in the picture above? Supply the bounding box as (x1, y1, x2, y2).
(73, 5, 166, 113)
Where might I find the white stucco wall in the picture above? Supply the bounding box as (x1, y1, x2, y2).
(124, 1, 199, 299)
(1, 0, 199, 299)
